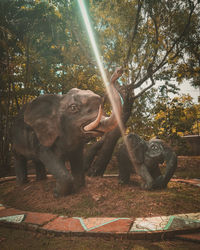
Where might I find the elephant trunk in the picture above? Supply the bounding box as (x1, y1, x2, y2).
(84, 67, 123, 133)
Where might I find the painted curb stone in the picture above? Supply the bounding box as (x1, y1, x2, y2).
(0, 214, 25, 223)
(130, 213, 200, 232)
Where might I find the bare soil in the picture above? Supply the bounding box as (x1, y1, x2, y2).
(1, 226, 200, 250)
(0, 157, 200, 249)
(0, 156, 199, 219)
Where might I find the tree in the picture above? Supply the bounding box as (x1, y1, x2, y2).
(83, 0, 200, 176)
(0, 0, 199, 177)
(175, 3, 200, 88)
(0, 0, 25, 173)
(152, 95, 200, 155)
(0, 0, 72, 174)
(0, 0, 105, 175)
(153, 95, 198, 138)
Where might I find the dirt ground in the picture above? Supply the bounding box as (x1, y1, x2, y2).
(0, 157, 200, 249)
(0, 226, 200, 250)
(0, 157, 199, 218)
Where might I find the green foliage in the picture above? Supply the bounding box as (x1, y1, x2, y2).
(153, 95, 199, 139)
(126, 90, 199, 154)
(127, 88, 157, 140)
(0, 0, 199, 173)
(151, 94, 199, 154)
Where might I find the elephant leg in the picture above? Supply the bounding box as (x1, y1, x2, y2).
(148, 164, 165, 189)
(153, 152, 177, 189)
(69, 151, 85, 192)
(152, 151, 177, 189)
(118, 148, 132, 184)
(14, 154, 28, 184)
(38, 148, 73, 197)
(33, 160, 47, 181)
(137, 163, 154, 190)
(149, 164, 162, 180)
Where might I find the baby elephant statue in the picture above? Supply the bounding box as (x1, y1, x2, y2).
(117, 133, 177, 190)
(12, 68, 123, 197)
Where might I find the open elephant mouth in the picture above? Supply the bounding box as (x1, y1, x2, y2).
(81, 67, 124, 137)
(81, 104, 118, 136)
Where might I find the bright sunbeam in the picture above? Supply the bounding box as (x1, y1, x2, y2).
(78, 0, 108, 86)
(78, 0, 125, 135)
(77, 0, 139, 175)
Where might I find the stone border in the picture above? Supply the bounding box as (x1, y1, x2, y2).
(0, 205, 199, 240)
(0, 175, 200, 240)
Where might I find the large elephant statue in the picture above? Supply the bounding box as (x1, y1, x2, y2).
(12, 68, 123, 197)
(117, 133, 177, 190)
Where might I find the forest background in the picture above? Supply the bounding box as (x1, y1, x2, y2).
(0, 0, 200, 177)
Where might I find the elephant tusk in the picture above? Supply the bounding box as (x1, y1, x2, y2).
(84, 105, 103, 131)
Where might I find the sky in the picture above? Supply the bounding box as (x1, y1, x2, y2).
(153, 79, 200, 104)
(175, 81, 200, 103)
(138, 79, 200, 104)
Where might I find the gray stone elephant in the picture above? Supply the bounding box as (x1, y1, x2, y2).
(12, 68, 123, 197)
(117, 133, 177, 190)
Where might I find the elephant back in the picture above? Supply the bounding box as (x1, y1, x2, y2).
(24, 94, 61, 147)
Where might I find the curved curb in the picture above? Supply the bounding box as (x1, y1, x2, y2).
(0, 204, 199, 240)
(0, 176, 200, 240)
(0, 175, 53, 184)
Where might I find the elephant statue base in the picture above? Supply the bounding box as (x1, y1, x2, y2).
(117, 133, 177, 190)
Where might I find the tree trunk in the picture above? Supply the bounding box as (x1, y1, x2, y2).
(87, 128, 121, 176)
(0, 42, 12, 176)
(83, 139, 105, 172)
(86, 90, 133, 176)
(23, 37, 30, 105)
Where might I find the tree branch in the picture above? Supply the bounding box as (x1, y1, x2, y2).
(156, 1, 195, 72)
(124, 0, 142, 67)
(150, 12, 159, 66)
(133, 75, 155, 100)
(129, 2, 196, 91)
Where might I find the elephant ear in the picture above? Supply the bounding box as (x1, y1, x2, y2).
(24, 95, 61, 147)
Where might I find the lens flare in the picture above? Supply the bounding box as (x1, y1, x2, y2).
(78, 0, 139, 175)
(78, 0, 124, 133)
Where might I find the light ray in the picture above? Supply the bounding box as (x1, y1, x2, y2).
(78, 0, 139, 176)
(78, 0, 124, 134)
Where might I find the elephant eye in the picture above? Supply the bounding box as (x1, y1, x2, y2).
(152, 145, 158, 150)
(150, 143, 162, 153)
(69, 104, 79, 113)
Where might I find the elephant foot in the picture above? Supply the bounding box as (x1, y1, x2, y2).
(140, 181, 154, 190)
(16, 177, 29, 185)
(73, 178, 85, 193)
(36, 174, 47, 181)
(87, 168, 103, 177)
(36, 171, 47, 181)
(141, 176, 168, 190)
(118, 179, 130, 185)
(152, 175, 167, 189)
(53, 176, 74, 198)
